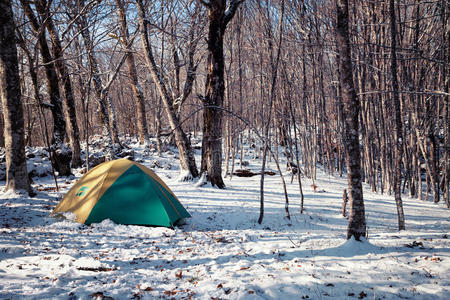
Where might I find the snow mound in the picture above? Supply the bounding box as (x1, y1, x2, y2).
(320, 236, 383, 257)
(177, 170, 194, 182)
(73, 257, 112, 270)
(0, 189, 26, 199)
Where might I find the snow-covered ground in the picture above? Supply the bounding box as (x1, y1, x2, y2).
(0, 140, 449, 299)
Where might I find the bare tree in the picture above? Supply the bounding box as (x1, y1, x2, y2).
(69, 0, 123, 157)
(0, 0, 31, 193)
(20, 0, 72, 175)
(199, 0, 245, 188)
(335, 0, 366, 241)
(35, 0, 82, 168)
(258, 0, 285, 224)
(389, 0, 406, 230)
(114, 0, 149, 145)
(136, 0, 199, 179)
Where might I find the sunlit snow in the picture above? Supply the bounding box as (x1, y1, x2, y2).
(1, 138, 449, 299)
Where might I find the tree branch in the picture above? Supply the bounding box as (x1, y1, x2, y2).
(198, 0, 211, 8)
(223, 0, 245, 26)
(101, 29, 139, 97)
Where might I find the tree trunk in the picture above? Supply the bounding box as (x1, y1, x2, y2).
(136, 0, 198, 179)
(72, 0, 118, 157)
(0, 0, 31, 193)
(390, 0, 406, 230)
(115, 0, 148, 145)
(342, 189, 348, 217)
(336, 0, 366, 241)
(200, 0, 244, 188)
(201, 1, 227, 188)
(20, 0, 71, 176)
(35, 0, 82, 168)
(441, 0, 449, 208)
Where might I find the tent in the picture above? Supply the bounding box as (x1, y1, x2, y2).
(52, 158, 190, 227)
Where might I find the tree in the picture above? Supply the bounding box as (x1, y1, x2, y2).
(199, 0, 245, 188)
(335, 0, 366, 240)
(258, 0, 286, 223)
(114, 0, 149, 145)
(389, 0, 406, 230)
(69, 0, 123, 157)
(20, 0, 72, 176)
(35, 0, 82, 168)
(136, 0, 200, 180)
(0, 0, 31, 193)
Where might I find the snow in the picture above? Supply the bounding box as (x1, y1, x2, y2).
(1, 140, 449, 299)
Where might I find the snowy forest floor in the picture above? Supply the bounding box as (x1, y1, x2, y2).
(0, 138, 449, 299)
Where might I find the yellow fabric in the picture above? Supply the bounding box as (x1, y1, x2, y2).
(53, 160, 113, 223)
(96, 159, 135, 203)
(52, 158, 179, 224)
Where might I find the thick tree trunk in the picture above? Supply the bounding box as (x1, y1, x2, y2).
(201, 0, 244, 188)
(202, 1, 227, 188)
(336, 0, 366, 241)
(390, 0, 406, 230)
(20, 0, 71, 176)
(35, 0, 82, 168)
(0, 0, 31, 193)
(115, 0, 148, 145)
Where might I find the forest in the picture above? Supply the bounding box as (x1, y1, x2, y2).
(2, 0, 448, 221)
(0, 0, 449, 228)
(1, 0, 449, 298)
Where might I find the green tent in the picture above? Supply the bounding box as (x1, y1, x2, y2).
(52, 159, 191, 227)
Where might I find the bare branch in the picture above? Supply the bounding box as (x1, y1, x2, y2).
(198, 0, 211, 8)
(61, 0, 98, 39)
(101, 31, 139, 96)
(223, 0, 245, 26)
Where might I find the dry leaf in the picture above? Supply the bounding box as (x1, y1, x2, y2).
(163, 290, 177, 296)
(431, 257, 441, 262)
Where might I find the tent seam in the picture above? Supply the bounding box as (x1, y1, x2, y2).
(86, 160, 131, 223)
(149, 176, 182, 218)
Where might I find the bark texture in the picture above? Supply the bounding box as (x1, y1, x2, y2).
(389, 0, 406, 230)
(335, 0, 366, 241)
(0, 0, 31, 192)
(20, 0, 72, 176)
(35, 0, 82, 168)
(201, 0, 244, 188)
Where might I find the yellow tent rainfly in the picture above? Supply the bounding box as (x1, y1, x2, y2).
(52, 159, 190, 227)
